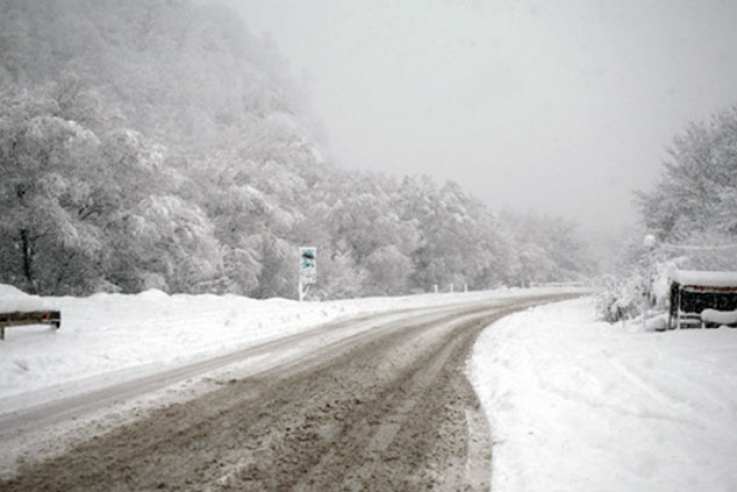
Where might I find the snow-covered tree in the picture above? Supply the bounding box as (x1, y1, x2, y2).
(0, 85, 105, 293)
(601, 105, 737, 321)
(637, 106, 737, 242)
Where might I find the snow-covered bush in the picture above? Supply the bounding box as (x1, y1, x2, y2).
(597, 274, 645, 322)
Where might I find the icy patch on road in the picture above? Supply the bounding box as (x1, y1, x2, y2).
(469, 297, 737, 492)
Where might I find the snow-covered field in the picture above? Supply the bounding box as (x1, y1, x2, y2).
(469, 297, 737, 492)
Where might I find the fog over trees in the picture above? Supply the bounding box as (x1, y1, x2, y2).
(0, 0, 597, 298)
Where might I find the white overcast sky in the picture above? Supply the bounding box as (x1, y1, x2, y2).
(227, 0, 737, 231)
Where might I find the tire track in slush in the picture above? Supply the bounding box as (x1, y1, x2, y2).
(290, 315, 471, 492)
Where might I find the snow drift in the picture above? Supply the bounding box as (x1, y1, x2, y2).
(469, 298, 737, 492)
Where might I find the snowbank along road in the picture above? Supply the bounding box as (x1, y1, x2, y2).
(1, 292, 578, 491)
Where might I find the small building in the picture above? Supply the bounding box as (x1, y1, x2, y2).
(668, 270, 737, 329)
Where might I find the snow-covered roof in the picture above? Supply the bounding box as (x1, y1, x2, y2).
(670, 270, 737, 288)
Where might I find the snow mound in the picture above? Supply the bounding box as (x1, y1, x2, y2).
(702, 308, 737, 325)
(0, 285, 28, 297)
(0, 284, 48, 313)
(136, 289, 170, 302)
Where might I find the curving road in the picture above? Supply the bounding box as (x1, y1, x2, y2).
(0, 292, 578, 491)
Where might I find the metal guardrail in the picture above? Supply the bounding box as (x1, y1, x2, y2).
(0, 311, 61, 340)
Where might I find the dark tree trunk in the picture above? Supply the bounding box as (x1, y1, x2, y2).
(20, 228, 36, 294)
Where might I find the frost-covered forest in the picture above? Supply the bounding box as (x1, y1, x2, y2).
(600, 106, 737, 320)
(0, 0, 596, 298)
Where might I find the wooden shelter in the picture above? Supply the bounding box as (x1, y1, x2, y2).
(668, 270, 737, 329)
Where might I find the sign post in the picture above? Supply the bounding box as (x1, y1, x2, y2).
(299, 247, 317, 302)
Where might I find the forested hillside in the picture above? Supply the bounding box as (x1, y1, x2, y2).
(0, 0, 596, 298)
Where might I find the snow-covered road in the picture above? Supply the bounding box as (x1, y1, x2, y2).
(0, 302, 486, 435)
(0, 286, 581, 481)
(1, 291, 577, 490)
(1, 285, 555, 412)
(5, 286, 731, 491)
